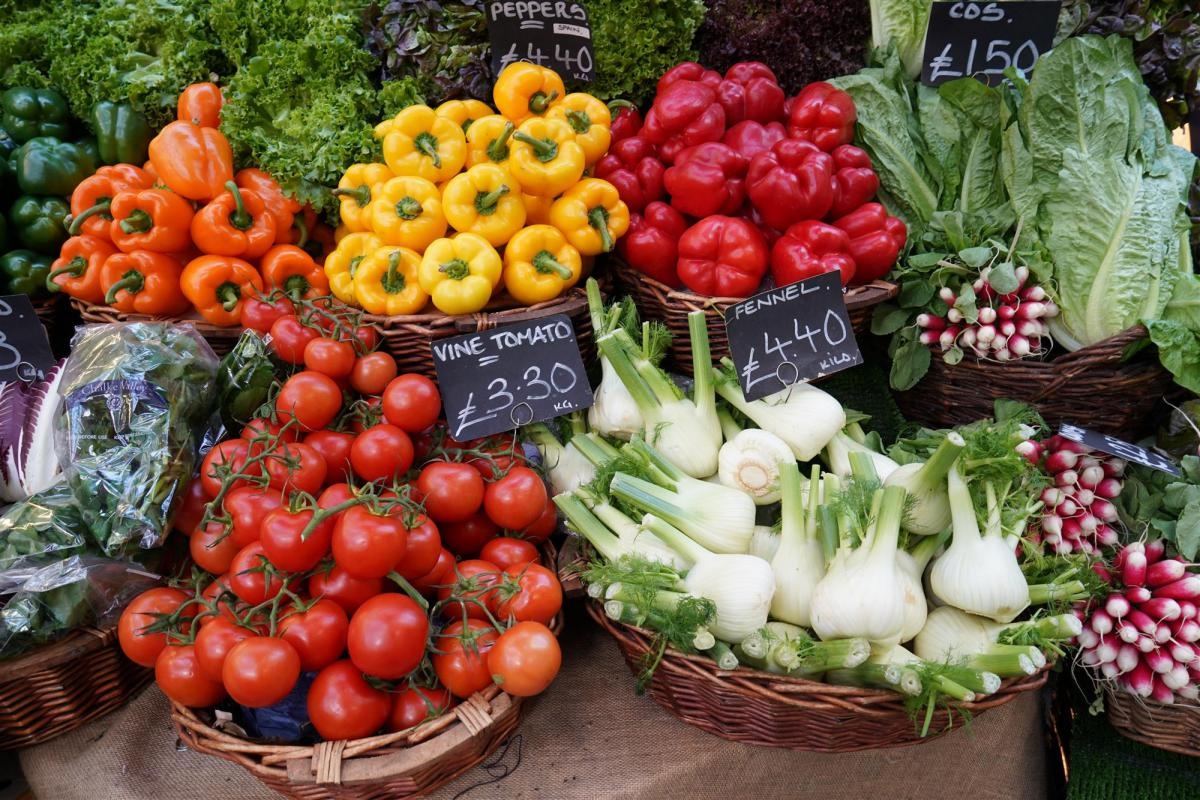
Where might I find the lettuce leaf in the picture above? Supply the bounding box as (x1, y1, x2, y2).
(869, 0, 932, 79)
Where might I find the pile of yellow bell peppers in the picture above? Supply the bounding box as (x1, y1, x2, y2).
(326, 63, 630, 317)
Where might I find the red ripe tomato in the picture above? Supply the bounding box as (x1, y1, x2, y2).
(240, 417, 302, 444)
(483, 466, 547, 531)
(439, 512, 500, 558)
(495, 563, 562, 625)
(173, 478, 210, 536)
(347, 595, 429, 680)
(280, 599, 349, 672)
(263, 441, 328, 494)
(223, 637, 302, 708)
(304, 337, 357, 379)
(331, 506, 408, 579)
(199, 574, 238, 627)
(269, 315, 320, 364)
(119, 587, 193, 667)
(432, 620, 498, 698)
(309, 566, 383, 615)
(305, 430, 355, 484)
(224, 485, 285, 548)
(411, 548, 456, 595)
(259, 508, 335, 573)
(227, 542, 289, 605)
(275, 371, 344, 432)
(307, 660, 390, 740)
(518, 496, 559, 543)
(349, 396, 385, 434)
(242, 296, 295, 334)
(349, 424, 414, 482)
(480, 537, 539, 570)
(382, 375, 442, 433)
(349, 352, 397, 396)
(353, 326, 380, 353)
(190, 523, 240, 575)
(393, 515, 442, 581)
(416, 462, 484, 524)
(387, 686, 454, 732)
(194, 617, 255, 682)
(317, 482, 355, 510)
(156, 644, 227, 707)
(487, 621, 561, 697)
(437, 559, 501, 621)
(410, 427, 439, 463)
(199, 439, 251, 497)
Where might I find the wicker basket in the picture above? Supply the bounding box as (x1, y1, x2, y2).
(1105, 685, 1200, 757)
(612, 259, 898, 374)
(70, 299, 243, 356)
(889, 326, 1177, 437)
(589, 603, 1049, 752)
(0, 624, 153, 750)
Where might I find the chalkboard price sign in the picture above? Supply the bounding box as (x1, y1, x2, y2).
(432, 314, 593, 440)
(1057, 423, 1182, 477)
(0, 294, 55, 383)
(487, 2, 595, 83)
(921, 1, 1062, 87)
(725, 272, 863, 402)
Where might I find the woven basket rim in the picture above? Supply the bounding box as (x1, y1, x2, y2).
(0, 624, 114, 684)
(68, 298, 243, 336)
(1103, 683, 1200, 757)
(916, 324, 1151, 372)
(360, 285, 590, 330)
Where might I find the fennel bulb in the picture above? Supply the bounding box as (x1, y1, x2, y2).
(930, 465, 1030, 623)
(823, 431, 900, 481)
(894, 551, 928, 643)
(748, 525, 781, 561)
(523, 422, 597, 496)
(769, 462, 826, 628)
(810, 485, 909, 648)
(589, 357, 644, 440)
(884, 432, 964, 536)
(913, 606, 1071, 677)
(717, 428, 794, 505)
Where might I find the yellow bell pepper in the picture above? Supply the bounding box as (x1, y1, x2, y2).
(374, 118, 395, 139)
(509, 118, 586, 198)
(334, 224, 352, 244)
(442, 164, 527, 247)
(465, 115, 516, 168)
(549, 178, 630, 255)
(436, 99, 494, 135)
(547, 93, 612, 167)
(325, 232, 383, 306)
(334, 163, 395, 232)
(383, 105, 467, 183)
(354, 245, 429, 316)
(369, 176, 448, 251)
(418, 232, 502, 315)
(493, 62, 566, 125)
(502, 225, 583, 305)
(523, 192, 555, 225)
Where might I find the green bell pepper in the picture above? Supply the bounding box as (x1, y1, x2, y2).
(0, 249, 52, 298)
(91, 102, 153, 166)
(0, 128, 17, 203)
(0, 214, 7, 253)
(1, 88, 71, 145)
(9, 195, 70, 255)
(13, 137, 96, 196)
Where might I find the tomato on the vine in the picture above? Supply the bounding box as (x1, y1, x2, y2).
(349, 424, 414, 481)
(190, 522, 240, 575)
(487, 621, 561, 697)
(382, 375, 441, 433)
(240, 417, 301, 444)
(263, 441, 327, 494)
(223, 637, 302, 708)
(307, 660, 390, 741)
(199, 439, 251, 497)
(269, 315, 320, 364)
(432, 620, 498, 698)
(348, 397, 385, 434)
(305, 430, 355, 484)
(439, 512, 499, 558)
(480, 537, 539, 571)
(118, 587, 193, 667)
(347, 595, 429, 680)
(280, 599, 349, 672)
(242, 296, 295, 334)
(353, 325, 380, 353)
(224, 485, 285, 548)
(518, 496, 559, 543)
(331, 505, 408, 579)
(437, 559, 501, 621)
(411, 548, 456, 595)
(227, 542, 289, 605)
(259, 508, 334, 573)
(394, 515, 442, 581)
(173, 479, 210, 536)
(349, 352, 397, 396)
(416, 462, 484, 524)
(495, 563, 562, 625)
(199, 574, 238, 627)
(156, 644, 227, 707)
(483, 466, 547, 531)
(317, 482, 355, 510)
(275, 371, 343, 432)
(304, 337, 357, 379)
(387, 686, 454, 732)
(194, 617, 255, 682)
(308, 565, 382, 615)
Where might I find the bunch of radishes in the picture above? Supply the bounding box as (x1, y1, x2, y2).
(917, 266, 1060, 362)
(1079, 541, 1200, 704)
(1018, 435, 1124, 555)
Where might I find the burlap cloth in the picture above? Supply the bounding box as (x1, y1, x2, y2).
(20, 604, 1047, 800)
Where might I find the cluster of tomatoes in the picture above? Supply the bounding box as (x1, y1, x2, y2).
(117, 300, 564, 742)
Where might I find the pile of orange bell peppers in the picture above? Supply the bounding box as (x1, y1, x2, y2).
(47, 83, 337, 326)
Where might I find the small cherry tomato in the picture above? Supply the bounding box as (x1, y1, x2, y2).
(190, 522, 240, 575)
(224, 485, 285, 548)
(332, 505, 408, 579)
(199, 439, 251, 498)
(259, 508, 335, 573)
(354, 325, 380, 353)
(242, 296, 295, 334)
(262, 441, 328, 494)
(416, 461, 486, 525)
(240, 416, 302, 444)
(495, 563, 562, 625)
(227, 542, 288, 605)
(194, 617, 255, 682)
(394, 514, 443, 581)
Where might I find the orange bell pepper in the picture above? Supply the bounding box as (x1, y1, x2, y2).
(236, 168, 301, 244)
(67, 164, 154, 239)
(99, 250, 192, 316)
(109, 188, 195, 254)
(191, 181, 278, 259)
(177, 82, 223, 128)
(46, 235, 116, 304)
(148, 120, 234, 201)
(260, 244, 329, 301)
(180, 255, 263, 326)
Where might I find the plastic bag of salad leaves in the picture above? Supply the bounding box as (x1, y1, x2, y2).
(0, 481, 87, 575)
(53, 323, 219, 556)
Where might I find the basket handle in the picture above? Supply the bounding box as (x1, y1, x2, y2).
(284, 692, 513, 786)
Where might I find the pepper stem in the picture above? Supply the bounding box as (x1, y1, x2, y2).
(528, 90, 559, 114)
(104, 271, 145, 305)
(119, 209, 153, 234)
(225, 180, 253, 230)
(565, 109, 591, 134)
(439, 258, 471, 281)
(414, 132, 443, 169)
(487, 122, 515, 162)
(332, 185, 372, 208)
(67, 199, 112, 235)
(588, 205, 614, 252)
(607, 99, 637, 113)
(396, 196, 423, 221)
(383, 250, 407, 294)
(46, 257, 87, 292)
(292, 216, 310, 249)
(475, 185, 509, 215)
(532, 250, 573, 279)
(216, 281, 243, 312)
(513, 132, 559, 163)
(283, 274, 311, 301)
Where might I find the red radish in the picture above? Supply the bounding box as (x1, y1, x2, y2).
(1157, 576, 1200, 601)
(1143, 597, 1183, 620)
(1127, 585, 1152, 604)
(1150, 677, 1176, 704)
(1146, 560, 1186, 588)
(1122, 551, 1147, 586)
(1105, 594, 1131, 618)
(1146, 540, 1167, 562)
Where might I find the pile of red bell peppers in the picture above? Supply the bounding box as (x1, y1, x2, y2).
(597, 61, 905, 297)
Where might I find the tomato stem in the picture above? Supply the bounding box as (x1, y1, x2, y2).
(387, 571, 430, 611)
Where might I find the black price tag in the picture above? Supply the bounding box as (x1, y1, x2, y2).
(0, 295, 55, 383)
(432, 314, 593, 440)
(921, 1, 1061, 87)
(1058, 424, 1182, 477)
(486, 1, 595, 83)
(725, 272, 863, 402)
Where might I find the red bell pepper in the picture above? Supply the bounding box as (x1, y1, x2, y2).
(722, 120, 786, 162)
(663, 142, 747, 218)
(788, 82, 857, 152)
(717, 62, 786, 125)
(827, 145, 879, 219)
(617, 201, 688, 288)
(676, 216, 768, 297)
(593, 136, 665, 214)
(833, 203, 907, 284)
(657, 62, 721, 93)
(745, 204, 784, 250)
(746, 138, 834, 232)
(771, 220, 856, 288)
(641, 80, 726, 164)
(608, 100, 643, 144)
